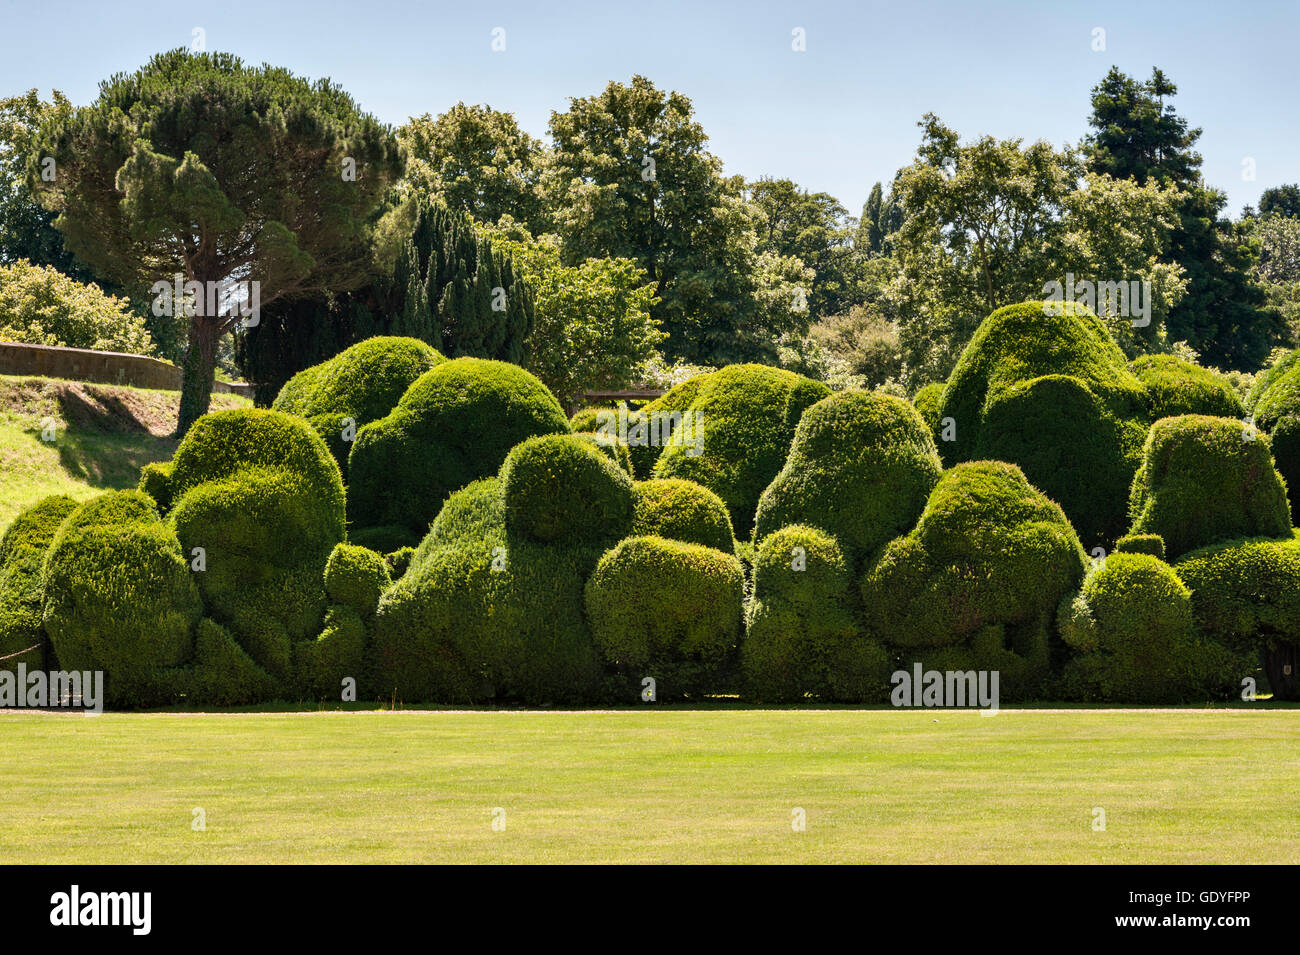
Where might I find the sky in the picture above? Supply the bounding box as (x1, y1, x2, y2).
(2, 0, 1296, 218)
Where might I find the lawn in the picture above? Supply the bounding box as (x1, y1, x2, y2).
(2, 708, 1296, 864)
(0, 374, 249, 532)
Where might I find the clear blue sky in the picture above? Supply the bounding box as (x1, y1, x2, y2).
(2, 0, 1296, 217)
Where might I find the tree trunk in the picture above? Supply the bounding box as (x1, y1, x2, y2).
(174, 314, 221, 438)
(1263, 644, 1298, 702)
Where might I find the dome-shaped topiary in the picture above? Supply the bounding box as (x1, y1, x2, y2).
(1174, 533, 1300, 700)
(0, 494, 79, 674)
(1129, 353, 1245, 421)
(651, 364, 830, 537)
(584, 535, 744, 700)
(1248, 347, 1300, 517)
(743, 524, 889, 702)
(324, 543, 392, 618)
(861, 461, 1088, 698)
(347, 357, 570, 542)
(631, 478, 735, 553)
(368, 477, 605, 705)
(911, 382, 945, 441)
(272, 336, 445, 472)
(501, 434, 634, 549)
(1057, 552, 1247, 702)
(1126, 415, 1292, 561)
(753, 390, 942, 564)
(935, 301, 1149, 547)
(42, 490, 203, 706)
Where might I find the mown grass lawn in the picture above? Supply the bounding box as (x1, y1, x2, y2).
(1, 708, 1296, 863)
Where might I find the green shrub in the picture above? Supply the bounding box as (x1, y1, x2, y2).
(174, 618, 278, 706)
(347, 357, 570, 542)
(652, 364, 831, 537)
(1126, 415, 1292, 560)
(0, 495, 78, 673)
(324, 543, 391, 617)
(137, 461, 174, 512)
(295, 605, 367, 701)
(632, 479, 735, 553)
(0, 259, 155, 354)
(860, 461, 1088, 698)
(272, 336, 445, 472)
(912, 382, 945, 438)
(631, 378, 707, 478)
(501, 434, 634, 549)
(1249, 348, 1300, 516)
(936, 301, 1149, 547)
(1129, 353, 1245, 421)
(169, 408, 346, 522)
(584, 536, 744, 700)
(573, 431, 634, 476)
(743, 525, 889, 702)
(1114, 533, 1165, 559)
(753, 390, 942, 564)
(368, 477, 605, 704)
(1057, 552, 1247, 702)
(171, 466, 341, 687)
(42, 490, 202, 706)
(1174, 534, 1300, 700)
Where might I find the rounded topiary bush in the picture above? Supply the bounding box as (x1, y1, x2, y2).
(912, 382, 945, 440)
(935, 301, 1149, 547)
(1126, 415, 1292, 561)
(168, 408, 346, 521)
(1174, 534, 1300, 700)
(137, 461, 174, 512)
(753, 390, 942, 564)
(1113, 533, 1166, 559)
(1056, 552, 1247, 702)
(324, 543, 392, 617)
(584, 536, 744, 700)
(631, 478, 735, 553)
(860, 461, 1088, 698)
(1129, 353, 1245, 421)
(1249, 348, 1300, 517)
(652, 364, 830, 537)
(743, 524, 889, 702)
(501, 434, 634, 549)
(347, 357, 570, 542)
(273, 336, 445, 471)
(368, 477, 605, 705)
(573, 431, 634, 477)
(42, 490, 203, 705)
(0, 494, 78, 673)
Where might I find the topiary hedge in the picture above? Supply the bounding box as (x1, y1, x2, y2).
(1126, 415, 1292, 561)
(167, 408, 345, 691)
(1248, 347, 1300, 517)
(1129, 353, 1245, 421)
(911, 382, 945, 441)
(500, 434, 634, 549)
(631, 479, 735, 554)
(1174, 533, 1300, 700)
(743, 524, 889, 702)
(324, 543, 392, 618)
(0, 495, 78, 674)
(41, 490, 203, 706)
(651, 364, 830, 537)
(347, 357, 571, 543)
(1056, 552, 1247, 702)
(584, 535, 744, 700)
(860, 461, 1089, 698)
(935, 301, 1152, 548)
(272, 336, 445, 474)
(753, 390, 942, 565)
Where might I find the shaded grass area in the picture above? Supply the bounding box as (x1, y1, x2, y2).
(1, 709, 1296, 863)
(0, 374, 249, 531)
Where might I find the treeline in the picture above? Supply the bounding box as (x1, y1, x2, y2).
(1, 55, 1299, 432)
